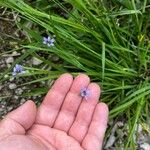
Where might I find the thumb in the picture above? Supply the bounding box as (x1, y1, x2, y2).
(0, 100, 37, 137)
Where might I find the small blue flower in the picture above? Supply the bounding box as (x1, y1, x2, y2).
(80, 88, 90, 100)
(12, 64, 26, 76)
(43, 36, 55, 47)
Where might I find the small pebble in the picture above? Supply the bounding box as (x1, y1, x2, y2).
(117, 121, 124, 127)
(32, 57, 43, 65)
(9, 83, 17, 90)
(38, 95, 42, 98)
(14, 95, 19, 99)
(9, 77, 15, 82)
(12, 51, 18, 55)
(105, 135, 116, 149)
(33, 96, 37, 99)
(12, 51, 20, 56)
(21, 49, 26, 53)
(20, 98, 26, 104)
(140, 143, 150, 150)
(7, 106, 13, 112)
(0, 104, 5, 113)
(22, 86, 27, 90)
(15, 88, 23, 95)
(5, 57, 14, 64)
(52, 56, 59, 62)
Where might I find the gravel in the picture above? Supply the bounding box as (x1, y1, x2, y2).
(8, 83, 17, 90)
(104, 121, 150, 150)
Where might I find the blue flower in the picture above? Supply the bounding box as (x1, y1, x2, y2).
(12, 64, 26, 76)
(80, 88, 90, 100)
(43, 36, 55, 47)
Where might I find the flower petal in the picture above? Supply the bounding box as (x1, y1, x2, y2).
(47, 36, 51, 42)
(50, 38, 55, 43)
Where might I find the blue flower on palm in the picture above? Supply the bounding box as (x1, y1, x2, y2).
(80, 88, 90, 100)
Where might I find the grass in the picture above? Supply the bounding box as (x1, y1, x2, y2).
(0, 0, 150, 149)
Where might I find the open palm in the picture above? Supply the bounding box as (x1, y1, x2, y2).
(0, 74, 108, 150)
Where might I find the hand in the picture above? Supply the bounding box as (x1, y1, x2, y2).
(0, 74, 108, 150)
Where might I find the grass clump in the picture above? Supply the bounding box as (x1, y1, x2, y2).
(0, 0, 150, 149)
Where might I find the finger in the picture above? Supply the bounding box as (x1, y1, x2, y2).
(35, 73, 73, 127)
(53, 74, 90, 132)
(69, 83, 100, 142)
(82, 103, 109, 150)
(0, 100, 36, 137)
